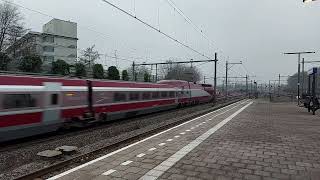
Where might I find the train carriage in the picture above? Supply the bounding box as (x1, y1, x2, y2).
(0, 75, 213, 142)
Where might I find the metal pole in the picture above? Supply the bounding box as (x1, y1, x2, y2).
(302, 58, 305, 94)
(225, 61, 228, 101)
(278, 74, 281, 97)
(214, 53, 218, 104)
(132, 61, 136, 81)
(204, 76, 206, 84)
(269, 80, 271, 101)
(308, 75, 311, 95)
(246, 75, 248, 97)
(250, 80, 253, 96)
(297, 54, 301, 105)
(155, 64, 158, 82)
(284, 51, 316, 104)
(312, 71, 316, 115)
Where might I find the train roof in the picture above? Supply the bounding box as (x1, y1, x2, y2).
(0, 74, 174, 88)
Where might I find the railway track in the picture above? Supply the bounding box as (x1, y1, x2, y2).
(0, 97, 225, 153)
(10, 98, 244, 180)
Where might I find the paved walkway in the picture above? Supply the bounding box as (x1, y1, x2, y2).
(48, 100, 320, 180)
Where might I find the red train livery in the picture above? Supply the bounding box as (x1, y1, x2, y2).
(0, 75, 214, 142)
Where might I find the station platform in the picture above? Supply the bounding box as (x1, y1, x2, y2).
(48, 100, 320, 180)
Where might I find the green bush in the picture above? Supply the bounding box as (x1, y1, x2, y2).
(51, 59, 70, 75)
(19, 55, 42, 73)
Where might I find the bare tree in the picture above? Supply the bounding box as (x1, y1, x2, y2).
(7, 25, 27, 58)
(161, 61, 201, 82)
(80, 45, 100, 69)
(0, 1, 25, 52)
(127, 65, 151, 82)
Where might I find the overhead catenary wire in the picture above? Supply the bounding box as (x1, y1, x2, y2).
(101, 0, 212, 60)
(164, 0, 215, 50)
(4, 0, 253, 82)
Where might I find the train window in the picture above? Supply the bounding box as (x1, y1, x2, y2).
(169, 91, 175, 98)
(142, 92, 151, 100)
(129, 92, 140, 101)
(51, 94, 59, 105)
(161, 91, 167, 98)
(3, 94, 36, 109)
(152, 92, 160, 99)
(114, 92, 127, 102)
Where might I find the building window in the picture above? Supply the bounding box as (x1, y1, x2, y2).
(68, 45, 77, 49)
(3, 94, 37, 109)
(43, 46, 54, 52)
(68, 54, 76, 58)
(43, 56, 54, 62)
(43, 36, 54, 43)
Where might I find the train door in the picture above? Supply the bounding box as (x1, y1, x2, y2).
(187, 82, 192, 102)
(43, 82, 62, 123)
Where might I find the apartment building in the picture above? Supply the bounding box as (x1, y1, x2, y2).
(6, 19, 78, 71)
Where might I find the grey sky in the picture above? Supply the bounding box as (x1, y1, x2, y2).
(12, 0, 320, 84)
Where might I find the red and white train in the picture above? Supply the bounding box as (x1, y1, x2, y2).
(0, 75, 216, 142)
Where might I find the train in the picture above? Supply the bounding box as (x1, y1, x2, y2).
(0, 74, 219, 142)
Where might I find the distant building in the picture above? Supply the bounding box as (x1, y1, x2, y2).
(6, 19, 78, 72)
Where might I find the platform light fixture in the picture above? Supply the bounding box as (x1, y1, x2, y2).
(303, 0, 317, 3)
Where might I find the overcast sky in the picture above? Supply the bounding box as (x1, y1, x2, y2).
(12, 0, 320, 84)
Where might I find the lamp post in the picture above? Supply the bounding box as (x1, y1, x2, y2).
(284, 51, 316, 105)
(303, 0, 317, 3)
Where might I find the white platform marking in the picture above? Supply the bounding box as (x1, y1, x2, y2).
(166, 139, 173, 142)
(121, 160, 133, 166)
(46, 100, 249, 180)
(159, 143, 166, 146)
(148, 148, 157, 151)
(186, 130, 191, 132)
(191, 127, 195, 130)
(102, 169, 116, 176)
(180, 132, 186, 135)
(174, 135, 180, 138)
(139, 101, 253, 180)
(137, 153, 146, 158)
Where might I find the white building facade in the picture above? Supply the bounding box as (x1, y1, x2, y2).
(6, 19, 78, 72)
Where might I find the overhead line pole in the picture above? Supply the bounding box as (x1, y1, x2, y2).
(225, 61, 243, 101)
(214, 53, 218, 104)
(278, 75, 291, 97)
(134, 59, 218, 82)
(246, 75, 249, 97)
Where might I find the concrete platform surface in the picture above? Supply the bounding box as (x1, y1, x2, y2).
(47, 100, 320, 180)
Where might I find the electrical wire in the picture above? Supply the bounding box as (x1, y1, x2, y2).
(101, 0, 212, 60)
(164, 0, 215, 49)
